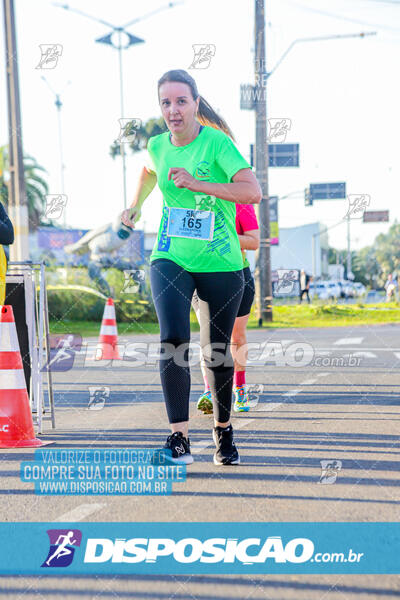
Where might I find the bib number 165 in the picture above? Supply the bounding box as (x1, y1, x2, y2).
(182, 210, 201, 230)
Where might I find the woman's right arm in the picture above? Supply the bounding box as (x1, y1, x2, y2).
(121, 166, 157, 228)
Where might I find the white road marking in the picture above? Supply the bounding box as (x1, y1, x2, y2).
(333, 337, 364, 345)
(394, 353, 400, 360)
(54, 503, 106, 522)
(315, 347, 400, 352)
(343, 351, 377, 358)
(234, 418, 253, 429)
(315, 373, 330, 378)
(282, 389, 300, 397)
(300, 379, 317, 385)
(247, 398, 260, 408)
(256, 402, 283, 412)
(191, 440, 212, 454)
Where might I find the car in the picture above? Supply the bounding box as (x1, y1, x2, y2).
(309, 282, 330, 300)
(318, 281, 340, 300)
(338, 280, 355, 299)
(327, 281, 341, 299)
(353, 282, 366, 297)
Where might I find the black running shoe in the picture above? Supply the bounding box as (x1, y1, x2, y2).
(212, 425, 240, 465)
(164, 432, 193, 464)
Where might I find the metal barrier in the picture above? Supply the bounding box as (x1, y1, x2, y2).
(5, 261, 55, 433)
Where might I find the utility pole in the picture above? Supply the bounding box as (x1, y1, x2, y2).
(3, 0, 29, 260)
(41, 77, 70, 234)
(254, 0, 272, 324)
(346, 215, 352, 278)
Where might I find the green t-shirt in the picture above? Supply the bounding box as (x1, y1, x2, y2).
(147, 125, 252, 272)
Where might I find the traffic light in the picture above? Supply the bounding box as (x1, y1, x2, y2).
(304, 187, 312, 206)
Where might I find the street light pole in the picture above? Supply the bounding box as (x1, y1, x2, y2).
(254, 0, 272, 324)
(268, 31, 376, 79)
(54, 2, 183, 211)
(116, 31, 128, 210)
(346, 215, 352, 278)
(41, 77, 70, 225)
(3, 0, 29, 260)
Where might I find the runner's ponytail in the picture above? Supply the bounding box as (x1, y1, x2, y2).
(158, 69, 236, 141)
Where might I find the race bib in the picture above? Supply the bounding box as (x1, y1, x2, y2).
(167, 208, 214, 241)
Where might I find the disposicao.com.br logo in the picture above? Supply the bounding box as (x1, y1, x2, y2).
(38, 528, 366, 573)
(84, 536, 316, 564)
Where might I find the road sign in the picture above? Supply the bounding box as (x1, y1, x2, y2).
(240, 84, 255, 110)
(362, 210, 389, 223)
(309, 182, 346, 201)
(268, 143, 299, 167)
(269, 196, 279, 245)
(250, 143, 299, 167)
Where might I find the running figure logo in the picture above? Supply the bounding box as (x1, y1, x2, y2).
(247, 384, 264, 408)
(344, 194, 370, 220)
(189, 44, 216, 69)
(117, 118, 141, 144)
(267, 118, 291, 143)
(88, 386, 110, 411)
(194, 193, 216, 211)
(275, 270, 298, 294)
(318, 460, 342, 484)
(122, 270, 146, 294)
(42, 334, 82, 372)
(42, 529, 82, 567)
(36, 44, 63, 69)
(45, 194, 67, 220)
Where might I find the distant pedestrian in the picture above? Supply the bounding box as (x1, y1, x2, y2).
(384, 273, 397, 302)
(0, 202, 14, 304)
(299, 269, 311, 304)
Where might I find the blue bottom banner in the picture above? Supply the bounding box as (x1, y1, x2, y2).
(0, 523, 398, 574)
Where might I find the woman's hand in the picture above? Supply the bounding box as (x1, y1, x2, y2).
(168, 168, 201, 192)
(120, 208, 139, 229)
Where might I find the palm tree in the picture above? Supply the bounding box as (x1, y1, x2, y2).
(109, 117, 168, 159)
(0, 145, 49, 230)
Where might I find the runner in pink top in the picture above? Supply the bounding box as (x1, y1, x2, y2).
(193, 203, 260, 413)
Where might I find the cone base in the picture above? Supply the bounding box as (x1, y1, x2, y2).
(0, 438, 54, 448)
(94, 344, 121, 361)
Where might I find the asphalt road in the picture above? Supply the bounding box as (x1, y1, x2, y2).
(1, 324, 399, 599)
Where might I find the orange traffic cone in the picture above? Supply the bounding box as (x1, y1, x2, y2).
(0, 305, 51, 448)
(95, 298, 121, 360)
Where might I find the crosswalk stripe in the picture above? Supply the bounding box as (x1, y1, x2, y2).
(54, 503, 106, 522)
(343, 351, 377, 358)
(282, 389, 300, 397)
(334, 337, 363, 345)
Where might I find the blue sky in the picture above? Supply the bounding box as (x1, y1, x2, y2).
(0, 0, 399, 250)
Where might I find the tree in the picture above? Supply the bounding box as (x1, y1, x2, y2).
(352, 246, 380, 287)
(374, 222, 400, 279)
(109, 117, 168, 159)
(0, 145, 49, 230)
(329, 222, 400, 288)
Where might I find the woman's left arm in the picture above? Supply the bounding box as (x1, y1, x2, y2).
(168, 167, 262, 204)
(238, 229, 260, 251)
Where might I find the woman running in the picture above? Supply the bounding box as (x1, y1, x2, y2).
(121, 69, 261, 465)
(194, 203, 259, 414)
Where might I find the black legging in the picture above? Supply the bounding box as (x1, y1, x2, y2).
(150, 258, 244, 424)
